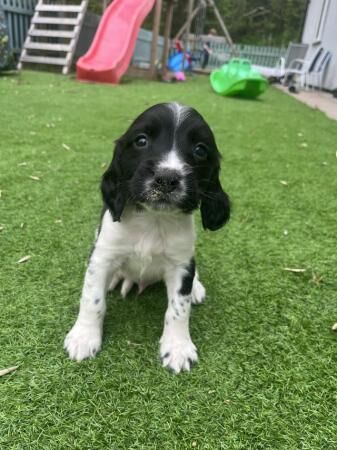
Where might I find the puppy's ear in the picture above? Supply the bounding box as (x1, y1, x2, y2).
(200, 166, 230, 231)
(101, 140, 127, 222)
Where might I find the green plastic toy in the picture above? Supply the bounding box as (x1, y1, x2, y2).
(210, 58, 268, 98)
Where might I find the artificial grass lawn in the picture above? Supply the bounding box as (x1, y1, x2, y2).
(1, 70, 337, 449)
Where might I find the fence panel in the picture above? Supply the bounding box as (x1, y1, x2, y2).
(132, 27, 164, 69)
(0, 0, 37, 55)
(132, 34, 286, 71)
(205, 41, 286, 69)
(182, 36, 286, 70)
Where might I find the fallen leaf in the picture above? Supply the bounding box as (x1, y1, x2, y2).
(127, 340, 143, 347)
(283, 267, 306, 273)
(280, 180, 288, 186)
(17, 255, 31, 264)
(62, 143, 71, 151)
(0, 226, 4, 232)
(0, 366, 18, 377)
(331, 323, 337, 331)
(29, 176, 40, 181)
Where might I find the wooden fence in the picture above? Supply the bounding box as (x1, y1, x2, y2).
(132, 28, 164, 69)
(210, 43, 286, 68)
(132, 33, 286, 70)
(188, 36, 286, 69)
(0, 0, 37, 55)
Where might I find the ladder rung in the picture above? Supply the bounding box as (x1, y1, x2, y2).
(25, 42, 71, 52)
(29, 29, 75, 39)
(36, 5, 83, 13)
(20, 55, 67, 66)
(32, 17, 79, 26)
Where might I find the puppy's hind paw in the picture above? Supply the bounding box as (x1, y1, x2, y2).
(192, 278, 206, 305)
(108, 273, 135, 298)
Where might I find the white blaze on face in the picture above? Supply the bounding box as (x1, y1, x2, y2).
(157, 150, 186, 173)
(156, 102, 192, 176)
(167, 102, 191, 128)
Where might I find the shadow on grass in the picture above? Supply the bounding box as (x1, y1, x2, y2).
(103, 281, 167, 342)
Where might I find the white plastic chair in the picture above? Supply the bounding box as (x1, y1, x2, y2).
(283, 46, 324, 89)
(252, 42, 308, 81)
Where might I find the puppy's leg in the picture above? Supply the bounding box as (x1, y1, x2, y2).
(160, 259, 198, 373)
(64, 246, 119, 361)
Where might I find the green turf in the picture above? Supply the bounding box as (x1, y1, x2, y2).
(1, 71, 337, 449)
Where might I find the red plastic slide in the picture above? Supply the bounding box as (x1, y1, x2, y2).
(76, 0, 155, 84)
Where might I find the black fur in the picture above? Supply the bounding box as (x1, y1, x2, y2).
(179, 258, 196, 296)
(101, 103, 230, 229)
(200, 166, 231, 231)
(101, 142, 128, 222)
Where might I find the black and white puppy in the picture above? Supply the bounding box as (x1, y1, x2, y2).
(64, 102, 230, 373)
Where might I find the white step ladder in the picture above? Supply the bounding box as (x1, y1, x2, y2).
(18, 0, 88, 75)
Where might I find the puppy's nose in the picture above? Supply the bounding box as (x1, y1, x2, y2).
(153, 172, 181, 193)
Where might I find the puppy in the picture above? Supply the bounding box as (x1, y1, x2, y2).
(64, 102, 230, 373)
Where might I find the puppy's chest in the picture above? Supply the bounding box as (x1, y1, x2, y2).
(124, 228, 177, 280)
(121, 216, 195, 281)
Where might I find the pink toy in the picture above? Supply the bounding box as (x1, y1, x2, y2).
(175, 71, 186, 81)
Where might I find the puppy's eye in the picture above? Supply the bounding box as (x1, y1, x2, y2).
(193, 144, 208, 161)
(134, 134, 148, 149)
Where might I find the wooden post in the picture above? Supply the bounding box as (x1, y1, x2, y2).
(174, 4, 202, 41)
(206, 0, 233, 47)
(181, 0, 194, 71)
(149, 0, 163, 79)
(161, 0, 175, 78)
(185, 0, 194, 44)
(102, 0, 109, 13)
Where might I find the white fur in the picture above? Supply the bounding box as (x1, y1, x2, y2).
(167, 102, 191, 155)
(64, 207, 205, 372)
(158, 150, 186, 174)
(168, 102, 190, 127)
(192, 274, 206, 305)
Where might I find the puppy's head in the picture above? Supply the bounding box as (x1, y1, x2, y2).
(101, 103, 230, 230)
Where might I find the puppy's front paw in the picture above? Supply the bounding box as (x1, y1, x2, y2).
(160, 338, 198, 373)
(64, 322, 102, 361)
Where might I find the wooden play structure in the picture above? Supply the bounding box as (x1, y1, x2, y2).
(18, 0, 233, 81)
(130, 0, 233, 80)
